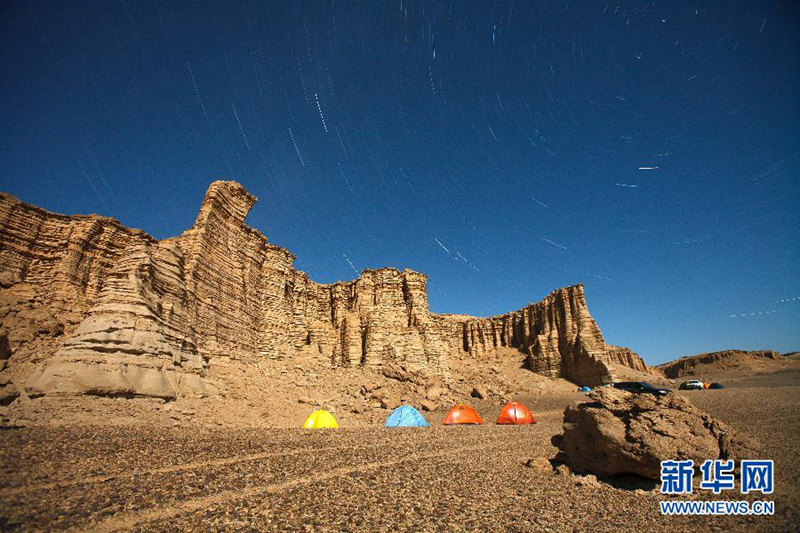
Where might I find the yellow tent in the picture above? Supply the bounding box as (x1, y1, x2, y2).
(302, 410, 339, 429)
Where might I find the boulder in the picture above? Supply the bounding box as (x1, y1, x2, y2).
(380, 396, 400, 410)
(420, 399, 436, 412)
(552, 387, 757, 480)
(369, 388, 387, 401)
(360, 382, 379, 395)
(0, 272, 17, 288)
(8, 324, 35, 344)
(425, 375, 444, 389)
(381, 363, 423, 384)
(425, 386, 445, 401)
(0, 379, 18, 406)
(525, 456, 552, 471)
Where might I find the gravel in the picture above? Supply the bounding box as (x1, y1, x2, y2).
(0, 379, 796, 532)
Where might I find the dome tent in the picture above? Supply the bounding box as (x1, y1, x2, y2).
(496, 401, 536, 425)
(302, 410, 339, 429)
(580, 386, 592, 392)
(385, 405, 430, 427)
(442, 403, 483, 425)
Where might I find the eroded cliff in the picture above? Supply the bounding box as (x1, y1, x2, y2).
(460, 285, 647, 385)
(0, 181, 646, 400)
(658, 349, 782, 378)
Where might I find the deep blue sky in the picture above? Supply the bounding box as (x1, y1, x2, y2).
(1, 1, 798, 364)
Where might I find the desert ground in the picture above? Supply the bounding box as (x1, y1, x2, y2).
(1, 366, 797, 532)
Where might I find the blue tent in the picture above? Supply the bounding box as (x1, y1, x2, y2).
(580, 386, 592, 392)
(385, 405, 430, 428)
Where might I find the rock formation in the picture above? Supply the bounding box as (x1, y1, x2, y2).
(0, 181, 646, 400)
(460, 287, 648, 385)
(658, 349, 782, 378)
(552, 387, 758, 479)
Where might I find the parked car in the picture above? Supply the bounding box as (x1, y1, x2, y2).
(612, 382, 671, 396)
(679, 380, 705, 390)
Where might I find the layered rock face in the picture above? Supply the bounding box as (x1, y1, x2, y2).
(460, 286, 647, 385)
(0, 181, 645, 398)
(658, 349, 781, 378)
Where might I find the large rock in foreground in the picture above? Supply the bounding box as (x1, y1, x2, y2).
(552, 388, 757, 479)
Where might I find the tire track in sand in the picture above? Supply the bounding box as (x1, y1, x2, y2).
(0, 431, 473, 497)
(0, 440, 376, 497)
(71, 441, 497, 533)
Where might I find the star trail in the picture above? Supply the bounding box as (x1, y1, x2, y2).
(0, 1, 797, 362)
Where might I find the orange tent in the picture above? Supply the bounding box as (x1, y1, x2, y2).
(442, 403, 483, 425)
(497, 401, 536, 425)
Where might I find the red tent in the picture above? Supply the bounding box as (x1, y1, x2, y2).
(497, 401, 536, 425)
(442, 403, 483, 425)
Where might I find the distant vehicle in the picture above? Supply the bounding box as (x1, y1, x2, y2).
(708, 383, 725, 390)
(679, 380, 705, 390)
(612, 382, 671, 396)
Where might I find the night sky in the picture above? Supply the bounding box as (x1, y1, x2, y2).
(1, 1, 798, 364)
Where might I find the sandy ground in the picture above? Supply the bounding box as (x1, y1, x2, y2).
(1, 371, 797, 532)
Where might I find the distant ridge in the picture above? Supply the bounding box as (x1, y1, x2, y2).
(657, 349, 784, 378)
